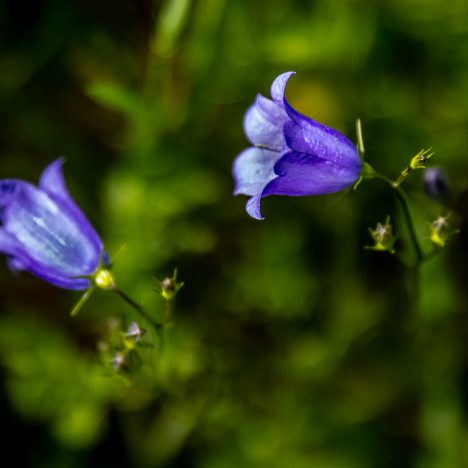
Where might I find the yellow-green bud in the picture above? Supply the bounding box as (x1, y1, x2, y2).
(409, 148, 434, 170)
(94, 269, 116, 290)
(158, 268, 183, 301)
(366, 217, 397, 254)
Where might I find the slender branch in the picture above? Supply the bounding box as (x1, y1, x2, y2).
(371, 173, 425, 265)
(113, 287, 165, 354)
(113, 288, 162, 331)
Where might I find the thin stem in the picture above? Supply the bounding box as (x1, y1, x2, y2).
(371, 173, 425, 265)
(393, 167, 410, 187)
(114, 288, 162, 331)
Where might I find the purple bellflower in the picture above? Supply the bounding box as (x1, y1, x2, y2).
(232, 72, 362, 219)
(423, 167, 451, 204)
(0, 158, 108, 290)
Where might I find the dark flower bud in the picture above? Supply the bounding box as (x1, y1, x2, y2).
(424, 167, 450, 204)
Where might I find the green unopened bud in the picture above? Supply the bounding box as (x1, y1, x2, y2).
(123, 322, 145, 349)
(94, 268, 116, 290)
(366, 217, 397, 254)
(429, 215, 458, 248)
(410, 147, 434, 170)
(394, 148, 434, 186)
(158, 268, 184, 301)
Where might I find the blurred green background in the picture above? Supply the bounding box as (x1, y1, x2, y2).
(1, 0, 468, 466)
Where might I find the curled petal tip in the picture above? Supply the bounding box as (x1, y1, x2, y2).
(246, 195, 264, 220)
(270, 71, 295, 104)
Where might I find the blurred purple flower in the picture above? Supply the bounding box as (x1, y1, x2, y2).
(423, 167, 450, 204)
(0, 159, 107, 289)
(232, 72, 362, 219)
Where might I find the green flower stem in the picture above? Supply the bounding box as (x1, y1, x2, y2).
(366, 169, 425, 265)
(113, 288, 165, 349)
(393, 167, 411, 187)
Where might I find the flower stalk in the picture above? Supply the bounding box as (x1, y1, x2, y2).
(363, 164, 425, 265)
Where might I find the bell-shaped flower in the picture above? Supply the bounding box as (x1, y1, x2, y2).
(0, 158, 107, 290)
(232, 72, 362, 219)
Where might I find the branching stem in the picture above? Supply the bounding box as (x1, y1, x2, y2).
(370, 172, 425, 265)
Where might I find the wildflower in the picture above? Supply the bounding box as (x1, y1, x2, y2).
(0, 158, 107, 289)
(232, 72, 362, 219)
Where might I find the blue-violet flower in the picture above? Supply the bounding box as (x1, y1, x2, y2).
(423, 167, 450, 204)
(0, 158, 107, 289)
(232, 72, 362, 219)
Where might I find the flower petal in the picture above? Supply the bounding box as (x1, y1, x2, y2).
(232, 147, 282, 196)
(0, 227, 22, 256)
(243, 94, 288, 148)
(7, 257, 26, 273)
(2, 181, 101, 284)
(245, 195, 264, 220)
(39, 158, 107, 264)
(0, 179, 20, 210)
(39, 158, 72, 201)
(270, 71, 295, 105)
(283, 100, 361, 170)
(263, 151, 360, 197)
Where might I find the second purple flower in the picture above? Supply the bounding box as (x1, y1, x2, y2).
(232, 72, 362, 219)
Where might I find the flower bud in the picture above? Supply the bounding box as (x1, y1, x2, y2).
(428, 215, 459, 248)
(158, 268, 184, 301)
(423, 167, 450, 204)
(111, 352, 125, 371)
(366, 217, 397, 254)
(410, 148, 434, 170)
(123, 322, 145, 349)
(94, 269, 116, 290)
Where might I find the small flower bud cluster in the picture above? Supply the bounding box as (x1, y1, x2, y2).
(157, 269, 184, 302)
(98, 320, 146, 372)
(366, 217, 397, 254)
(394, 148, 434, 186)
(429, 215, 459, 248)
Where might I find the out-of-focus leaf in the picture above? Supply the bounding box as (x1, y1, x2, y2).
(86, 81, 152, 123)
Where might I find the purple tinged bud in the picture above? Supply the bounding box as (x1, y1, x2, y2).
(232, 72, 362, 219)
(111, 352, 125, 371)
(0, 159, 107, 289)
(423, 167, 450, 203)
(124, 321, 144, 345)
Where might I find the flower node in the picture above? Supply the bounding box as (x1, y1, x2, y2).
(94, 269, 116, 290)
